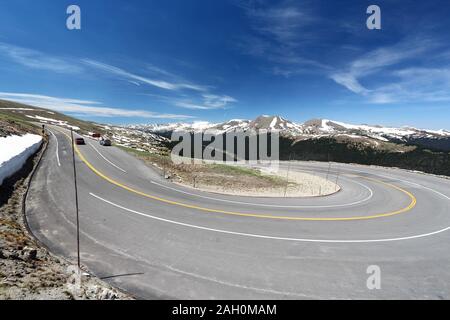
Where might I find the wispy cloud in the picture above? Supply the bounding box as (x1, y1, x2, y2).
(150, 93, 237, 110)
(82, 59, 208, 92)
(203, 94, 237, 108)
(329, 73, 369, 95)
(328, 37, 450, 104)
(0, 42, 236, 112)
(145, 64, 178, 78)
(0, 42, 82, 74)
(369, 67, 450, 104)
(0, 92, 195, 119)
(175, 95, 237, 110)
(330, 38, 430, 93)
(245, 5, 311, 45)
(236, 1, 329, 75)
(82, 59, 237, 110)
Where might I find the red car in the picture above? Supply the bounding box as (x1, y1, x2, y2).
(75, 138, 85, 145)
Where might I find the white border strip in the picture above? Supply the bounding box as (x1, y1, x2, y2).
(338, 167, 450, 201)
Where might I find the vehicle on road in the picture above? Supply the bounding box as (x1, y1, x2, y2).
(75, 138, 85, 145)
(100, 138, 112, 146)
(92, 133, 101, 138)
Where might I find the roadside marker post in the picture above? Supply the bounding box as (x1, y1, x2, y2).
(70, 128, 81, 271)
(335, 164, 341, 191)
(284, 153, 293, 198)
(326, 162, 331, 181)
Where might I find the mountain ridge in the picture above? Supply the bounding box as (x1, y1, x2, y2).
(127, 115, 450, 152)
(128, 115, 449, 136)
(1, 100, 450, 176)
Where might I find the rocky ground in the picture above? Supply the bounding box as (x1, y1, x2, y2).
(0, 138, 133, 300)
(176, 166, 339, 197)
(0, 119, 37, 138)
(119, 146, 339, 197)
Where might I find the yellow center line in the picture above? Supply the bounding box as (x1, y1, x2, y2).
(56, 128, 417, 221)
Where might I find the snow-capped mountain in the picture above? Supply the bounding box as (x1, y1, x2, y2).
(129, 116, 302, 134)
(126, 115, 450, 151)
(299, 119, 450, 151)
(301, 119, 450, 139)
(211, 119, 251, 132)
(248, 115, 303, 132)
(127, 121, 216, 133)
(131, 115, 449, 138)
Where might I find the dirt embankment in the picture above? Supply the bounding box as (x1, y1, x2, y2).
(0, 132, 132, 300)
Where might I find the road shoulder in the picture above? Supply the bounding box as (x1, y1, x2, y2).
(0, 133, 133, 300)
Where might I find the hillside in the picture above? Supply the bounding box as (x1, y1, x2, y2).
(1, 100, 449, 177)
(0, 100, 168, 154)
(280, 136, 450, 176)
(131, 115, 450, 176)
(130, 115, 450, 152)
(0, 99, 104, 135)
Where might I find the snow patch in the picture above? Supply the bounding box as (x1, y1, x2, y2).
(269, 117, 277, 129)
(321, 119, 335, 132)
(0, 134, 42, 185)
(330, 120, 417, 137)
(0, 108, 36, 111)
(26, 115, 80, 131)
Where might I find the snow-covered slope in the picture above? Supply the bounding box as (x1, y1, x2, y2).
(128, 121, 218, 133)
(131, 115, 303, 134)
(300, 119, 450, 146)
(0, 134, 42, 185)
(249, 115, 303, 133)
(133, 115, 448, 137)
(25, 115, 81, 131)
(125, 115, 450, 151)
(210, 119, 251, 133)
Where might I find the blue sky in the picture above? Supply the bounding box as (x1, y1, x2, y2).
(0, 0, 450, 129)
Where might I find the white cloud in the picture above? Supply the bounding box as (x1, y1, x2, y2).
(328, 37, 450, 104)
(82, 59, 208, 92)
(330, 39, 430, 94)
(368, 67, 450, 104)
(237, 1, 328, 74)
(329, 73, 369, 95)
(0, 92, 195, 119)
(248, 6, 309, 44)
(82, 59, 236, 110)
(0, 42, 236, 113)
(173, 94, 237, 110)
(202, 94, 237, 109)
(174, 101, 212, 110)
(0, 42, 82, 74)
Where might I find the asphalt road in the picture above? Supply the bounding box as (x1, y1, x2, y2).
(25, 125, 450, 299)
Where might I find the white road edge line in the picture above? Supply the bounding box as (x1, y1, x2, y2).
(87, 142, 127, 173)
(48, 129, 61, 167)
(90, 192, 450, 243)
(150, 176, 374, 209)
(338, 167, 450, 201)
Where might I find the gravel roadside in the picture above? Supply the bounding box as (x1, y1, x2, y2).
(0, 135, 133, 300)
